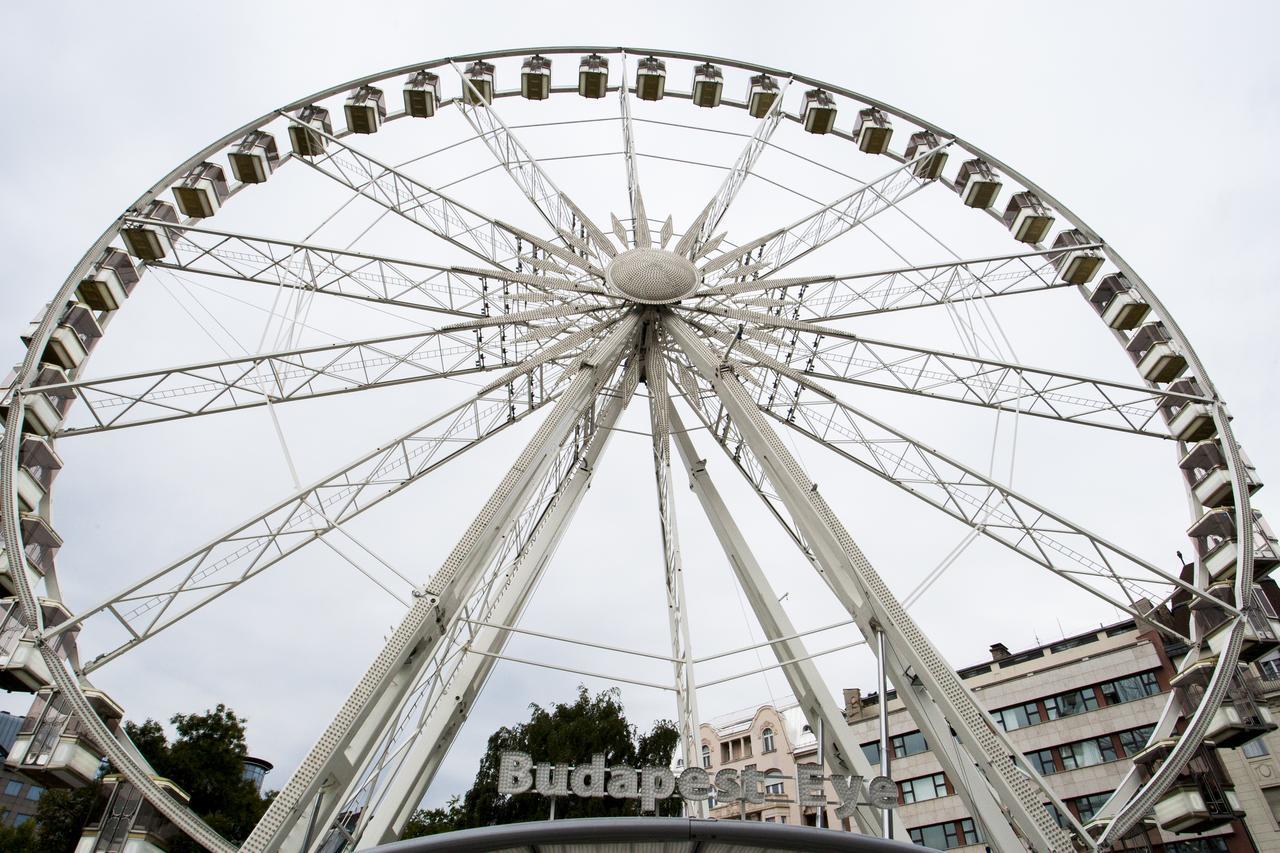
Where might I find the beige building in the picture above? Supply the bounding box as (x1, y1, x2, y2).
(697, 618, 1280, 851)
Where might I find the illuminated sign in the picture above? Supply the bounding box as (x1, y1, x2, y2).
(497, 751, 870, 817)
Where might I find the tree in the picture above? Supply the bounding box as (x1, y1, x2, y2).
(421, 686, 680, 834)
(401, 796, 464, 838)
(33, 782, 100, 853)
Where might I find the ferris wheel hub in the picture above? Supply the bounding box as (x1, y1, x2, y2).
(604, 247, 700, 304)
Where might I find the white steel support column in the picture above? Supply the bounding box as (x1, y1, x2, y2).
(663, 313, 1083, 853)
(644, 324, 701, 815)
(244, 315, 641, 853)
(667, 401, 904, 839)
(352, 361, 640, 847)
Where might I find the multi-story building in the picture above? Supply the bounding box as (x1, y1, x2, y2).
(0, 708, 45, 829)
(698, 617, 1280, 851)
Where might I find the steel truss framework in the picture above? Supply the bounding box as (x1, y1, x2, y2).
(0, 46, 1266, 853)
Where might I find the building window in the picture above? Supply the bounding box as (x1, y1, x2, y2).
(1059, 735, 1118, 770)
(1163, 840, 1229, 853)
(1116, 725, 1155, 757)
(1098, 671, 1160, 705)
(721, 742, 731, 764)
(24, 785, 43, 802)
(1264, 787, 1280, 826)
(701, 744, 711, 769)
(992, 701, 1042, 732)
(1259, 656, 1280, 680)
(1244, 737, 1270, 759)
(765, 770, 785, 797)
(1072, 791, 1113, 823)
(861, 742, 881, 765)
(13, 813, 31, 827)
(761, 727, 775, 754)
(2, 780, 20, 797)
(900, 772, 947, 805)
(892, 730, 929, 759)
(1026, 749, 1057, 776)
(1044, 687, 1099, 720)
(908, 820, 970, 850)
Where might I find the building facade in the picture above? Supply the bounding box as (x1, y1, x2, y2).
(0, 708, 45, 829)
(698, 619, 1280, 851)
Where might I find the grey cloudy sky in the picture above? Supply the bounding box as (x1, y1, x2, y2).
(2, 0, 1278, 814)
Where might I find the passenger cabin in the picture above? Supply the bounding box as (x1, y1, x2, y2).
(463, 61, 495, 105)
(692, 63, 723, 108)
(802, 89, 837, 134)
(403, 71, 440, 118)
(1089, 273, 1150, 330)
(746, 74, 780, 118)
(955, 159, 1002, 209)
(1152, 749, 1244, 834)
(1187, 508, 1280, 583)
(78, 774, 192, 853)
(904, 131, 948, 180)
(23, 300, 103, 372)
(1198, 584, 1280, 663)
(15, 434, 61, 515)
(0, 365, 74, 438)
(6, 688, 124, 786)
(1002, 192, 1055, 244)
(1051, 229, 1103, 285)
(121, 200, 179, 261)
(227, 131, 279, 184)
(636, 56, 667, 101)
(853, 108, 893, 154)
(521, 55, 552, 100)
(1174, 662, 1277, 748)
(0, 598, 76, 692)
(344, 86, 386, 134)
(172, 163, 228, 219)
(77, 248, 139, 312)
(1161, 377, 1216, 443)
(288, 106, 332, 157)
(1180, 440, 1262, 509)
(578, 54, 608, 99)
(1126, 323, 1187, 383)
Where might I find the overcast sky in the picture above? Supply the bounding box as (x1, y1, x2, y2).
(2, 0, 1278, 817)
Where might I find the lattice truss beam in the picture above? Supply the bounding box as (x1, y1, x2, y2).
(681, 308, 1206, 437)
(663, 319, 1229, 641)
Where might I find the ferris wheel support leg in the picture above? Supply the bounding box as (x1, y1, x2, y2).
(353, 365, 639, 848)
(663, 312, 1085, 853)
(243, 316, 641, 853)
(666, 400, 904, 838)
(644, 325, 702, 815)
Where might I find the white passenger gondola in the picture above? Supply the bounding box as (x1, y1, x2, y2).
(1172, 660, 1277, 747)
(76, 248, 139, 313)
(1051, 229, 1103, 285)
(692, 63, 723, 108)
(636, 56, 667, 101)
(172, 163, 228, 219)
(904, 131, 948, 180)
(344, 86, 386, 134)
(853, 108, 893, 154)
(6, 688, 124, 786)
(1126, 323, 1187, 383)
(77, 774, 192, 853)
(1001, 191, 1055, 244)
(0, 598, 75, 692)
(746, 74, 780, 118)
(1179, 440, 1262, 509)
(22, 301, 102, 372)
(227, 131, 279, 184)
(1162, 377, 1217, 443)
(463, 61, 495, 105)
(15, 434, 61, 514)
(0, 365, 73, 437)
(403, 71, 440, 118)
(521, 55, 552, 100)
(802, 89, 837, 134)
(288, 106, 332, 157)
(1153, 750, 1244, 834)
(1187, 509, 1280, 582)
(578, 54, 608, 99)
(0, 513, 62, 596)
(1089, 272, 1150, 330)
(1199, 584, 1280, 663)
(955, 159, 1002, 209)
(121, 200, 179, 261)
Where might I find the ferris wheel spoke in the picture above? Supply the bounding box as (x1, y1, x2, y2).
(617, 52, 652, 249)
(674, 323, 1227, 629)
(136, 218, 600, 317)
(693, 244, 1089, 321)
(696, 139, 955, 287)
(450, 63, 619, 267)
(661, 312, 1079, 852)
(672, 77, 793, 259)
(44, 358, 588, 673)
(682, 308, 1199, 438)
(29, 308, 610, 435)
(322, 351, 641, 848)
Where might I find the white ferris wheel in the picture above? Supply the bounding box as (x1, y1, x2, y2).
(1, 46, 1275, 853)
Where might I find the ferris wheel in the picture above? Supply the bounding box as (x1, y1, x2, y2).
(2, 46, 1276, 853)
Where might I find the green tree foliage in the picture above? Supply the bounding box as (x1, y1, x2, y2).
(0, 816, 37, 853)
(33, 782, 100, 853)
(402, 686, 679, 837)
